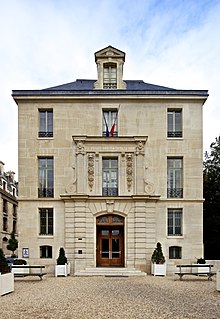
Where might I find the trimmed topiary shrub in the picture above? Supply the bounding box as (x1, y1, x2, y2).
(57, 247, 67, 265)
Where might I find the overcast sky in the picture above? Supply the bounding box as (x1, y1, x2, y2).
(0, 0, 220, 176)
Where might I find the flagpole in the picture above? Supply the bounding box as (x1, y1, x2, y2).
(103, 113, 109, 137)
(110, 104, 120, 136)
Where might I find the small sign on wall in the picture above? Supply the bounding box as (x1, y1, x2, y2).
(22, 248, 29, 258)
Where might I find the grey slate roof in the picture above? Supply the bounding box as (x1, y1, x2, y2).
(43, 79, 175, 91)
(12, 79, 208, 97)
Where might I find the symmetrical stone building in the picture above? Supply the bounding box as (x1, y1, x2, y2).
(12, 46, 208, 274)
(0, 161, 18, 255)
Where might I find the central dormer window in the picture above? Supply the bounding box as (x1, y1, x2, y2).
(94, 46, 126, 90)
(103, 63, 117, 89)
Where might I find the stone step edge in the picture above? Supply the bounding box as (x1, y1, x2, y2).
(74, 268, 147, 277)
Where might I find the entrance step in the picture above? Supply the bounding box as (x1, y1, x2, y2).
(74, 267, 147, 277)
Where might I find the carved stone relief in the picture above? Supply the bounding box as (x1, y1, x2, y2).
(135, 140, 145, 155)
(88, 153, 95, 191)
(75, 140, 85, 155)
(65, 163, 77, 194)
(126, 153, 133, 192)
(144, 164, 155, 195)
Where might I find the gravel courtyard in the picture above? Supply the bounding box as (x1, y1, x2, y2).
(1, 275, 219, 319)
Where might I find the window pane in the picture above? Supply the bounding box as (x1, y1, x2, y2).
(39, 110, 53, 137)
(168, 209, 182, 235)
(38, 158, 54, 198)
(40, 112, 46, 132)
(169, 246, 181, 259)
(47, 111, 53, 132)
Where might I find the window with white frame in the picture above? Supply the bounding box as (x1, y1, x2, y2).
(38, 157, 54, 198)
(167, 109, 182, 137)
(167, 158, 183, 198)
(40, 245, 52, 258)
(168, 208, 182, 236)
(102, 158, 118, 196)
(39, 109, 53, 137)
(169, 246, 182, 259)
(103, 110, 118, 137)
(39, 208, 53, 235)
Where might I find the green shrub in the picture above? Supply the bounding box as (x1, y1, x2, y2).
(0, 248, 10, 274)
(151, 242, 165, 264)
(57, 247, 67, 265)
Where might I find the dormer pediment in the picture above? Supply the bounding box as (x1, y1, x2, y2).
(94, 46, 126, 90)
(95, 46, 125, 62)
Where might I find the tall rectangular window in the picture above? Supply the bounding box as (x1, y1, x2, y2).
(102, 158, 118, 196)
(13, 204, 17, 233)
(39, 110, 53, 137)
(167, 158, 183, 198)
(39, 208, 53, 235)
(103, 63, 117, 89)
(167, 109, 182, 137)
(38, 157, 54, 198)
(168, 209, 182, 236)
(103, 110, 118, 137)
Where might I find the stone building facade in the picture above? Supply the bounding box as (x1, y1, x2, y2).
(12, 46, 208, 274)
(0, 161, 18, 255)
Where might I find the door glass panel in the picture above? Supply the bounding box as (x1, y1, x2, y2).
(112, 230, 119, 236)
(112, 216, 123, 223)
(97, 216, 108, 223)
(101, 230, 109, 236)
(101, 239, 109, 258)
(112, 239, 120, 258)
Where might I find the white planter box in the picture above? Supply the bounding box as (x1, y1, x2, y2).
(0, 273, 14, 296)
(151, 263, 166, 276)
(55, 263, 70, 277)
(217, 271, 220, 291)
(12, 265, 30, 275)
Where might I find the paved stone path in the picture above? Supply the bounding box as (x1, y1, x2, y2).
(0, 275, 219, 318)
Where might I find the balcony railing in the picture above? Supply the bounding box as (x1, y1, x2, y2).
(38, 132, 53, 138)
(103, 83, 117, 89)
(102, 131, 118, 137)
(38, 188, 54, 198)
(168, 131, 182, 138)
(167, 188, 183, 198)
(102, 187, 118, 196)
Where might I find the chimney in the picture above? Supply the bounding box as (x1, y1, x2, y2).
(0, 161, 5, 175)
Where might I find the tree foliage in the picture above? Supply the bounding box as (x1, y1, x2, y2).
(203, 136, 220, 259)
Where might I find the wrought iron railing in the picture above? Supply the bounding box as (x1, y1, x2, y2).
(38, 132, 53, 138)
(167, 188, 183, 198)
(102, 187, 118, 196)
(38, 188, 54, 198)
(102, 131, 118, 137)
(103, 83, 117, 89)
(168, 131, 182, 138)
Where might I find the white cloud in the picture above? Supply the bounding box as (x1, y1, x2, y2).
(0, 0, 220, 175)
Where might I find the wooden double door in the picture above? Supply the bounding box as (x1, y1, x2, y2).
(96, 226, 124, 267)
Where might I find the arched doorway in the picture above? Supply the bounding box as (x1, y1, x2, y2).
(96, 214, 124, 267)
